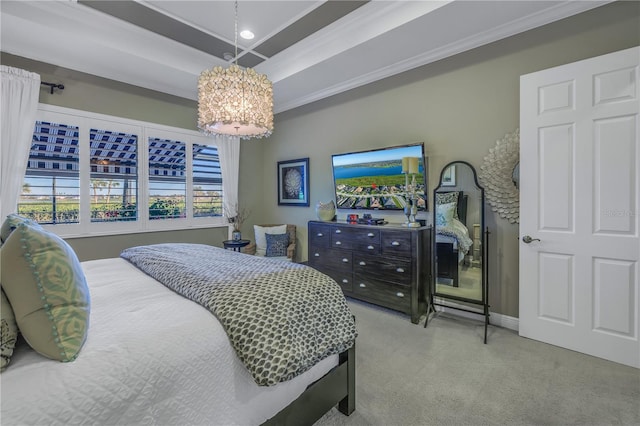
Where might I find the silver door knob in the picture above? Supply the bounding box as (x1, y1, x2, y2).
(522, 235, 541, 244)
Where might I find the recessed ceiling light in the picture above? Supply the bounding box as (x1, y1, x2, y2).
(240, 30, 254, 40)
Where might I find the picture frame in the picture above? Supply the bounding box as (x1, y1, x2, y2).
(277, 158, 310, 206)
(442, 164, 456, 186)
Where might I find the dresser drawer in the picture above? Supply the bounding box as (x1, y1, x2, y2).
(308, 223, 332, 248)
(381, 230, 412, 256)
(353, 274, 411, 312)
(308, 246, 352, 272)
(332, 226, 381, 252)
(322, 270, 353, 293)
(352, 254, 412, 285)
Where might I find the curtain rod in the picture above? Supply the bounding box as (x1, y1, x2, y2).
(41, 81, 64, 94)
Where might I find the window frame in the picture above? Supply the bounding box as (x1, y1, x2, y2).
(30, 104, 228, 238)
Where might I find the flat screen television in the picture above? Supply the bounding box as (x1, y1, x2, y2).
(331, 143, 427, 211)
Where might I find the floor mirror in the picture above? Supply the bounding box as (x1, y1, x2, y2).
(426, 161, 490, 343)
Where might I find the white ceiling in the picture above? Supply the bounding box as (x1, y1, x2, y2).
(1, 1, 609, 114)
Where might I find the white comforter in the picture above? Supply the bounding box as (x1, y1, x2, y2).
(436, 218, 473, 263)
(1, 258, 337, 426)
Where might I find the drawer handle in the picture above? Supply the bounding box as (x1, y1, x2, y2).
(391, 241, 400, 246)
(342, 258, 349, 263)
(359, 261, 366, 266)
(396, 268, 405, 273)
(314, 253, 320, 257)
(359, 283, 366, 288)
(335, 241, 342, 245)
(396, 292, 405, 298)
(335, 229, 342, 234)
(342, 279, 349, 284)
(367, 232, 375, 237)
(367, 245, 374, 250)
(317, 232, 323, 237)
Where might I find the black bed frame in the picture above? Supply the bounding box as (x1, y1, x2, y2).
(436, 192, 467, 287)
(263, 345, 356, 426)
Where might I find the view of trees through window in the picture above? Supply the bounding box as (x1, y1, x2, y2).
(148, 137, 185, 220)
(193, 143, 222, 217)
(19, 119, 223, 225)
(19, 121, 80, 224)
(90, 128, 138, 222)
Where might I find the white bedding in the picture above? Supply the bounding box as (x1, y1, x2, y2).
(1, 258, 337, 425)
(436, 218, 473, 263)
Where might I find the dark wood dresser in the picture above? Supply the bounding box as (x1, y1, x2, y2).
(307, 220, 431, 324)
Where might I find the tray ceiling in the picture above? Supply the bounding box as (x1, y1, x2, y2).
(0, 1, 609, 113)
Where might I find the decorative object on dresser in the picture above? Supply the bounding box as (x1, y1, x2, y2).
(315, 200, 336, 221)
(308, 220, 431, 324)
(278, 158, 310, 206)
(428, 161, 490, 343)
(401, 156, 421, 227)
(479, 128, 520, 223)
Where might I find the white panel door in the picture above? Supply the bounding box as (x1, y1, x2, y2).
(520, 47, 639, 368)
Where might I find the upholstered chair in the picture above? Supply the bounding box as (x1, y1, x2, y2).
(243, 224, 296, 261)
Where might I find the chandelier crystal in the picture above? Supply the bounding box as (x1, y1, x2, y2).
(197, 2, 273, 139)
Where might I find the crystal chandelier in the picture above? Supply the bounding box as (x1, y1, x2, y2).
(197, 1, 273, 139)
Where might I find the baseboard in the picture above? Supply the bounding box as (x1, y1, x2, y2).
(432, 299, 519, 332)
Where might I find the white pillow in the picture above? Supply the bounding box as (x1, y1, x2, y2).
(254, 225, 287, 257)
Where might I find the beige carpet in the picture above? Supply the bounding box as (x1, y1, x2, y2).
(436, 266, 483, 300)
(315, 299, 640, 426)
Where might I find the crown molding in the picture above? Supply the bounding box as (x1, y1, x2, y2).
(274, 0, 611, 113)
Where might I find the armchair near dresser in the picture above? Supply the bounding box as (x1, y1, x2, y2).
(244, 224, 297, 262)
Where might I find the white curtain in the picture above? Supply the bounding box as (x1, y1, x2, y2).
(0, 66, 40, 221)
(216, 135, 240, 229)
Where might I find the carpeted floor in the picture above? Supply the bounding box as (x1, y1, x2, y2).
(315, 299, 640, 426)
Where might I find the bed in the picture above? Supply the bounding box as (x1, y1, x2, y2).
(1, 222, 357, 426)
(435, 191, 473, 287)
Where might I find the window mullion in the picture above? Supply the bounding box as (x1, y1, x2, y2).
(78, 121, 91, 234)
(139, 127, 150, 229)
(186, 140, 193, 221)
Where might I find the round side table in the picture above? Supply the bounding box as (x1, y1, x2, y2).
(222, 239, 250, 252)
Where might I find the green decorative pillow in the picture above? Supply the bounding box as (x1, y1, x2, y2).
(265, 233, 289, 257)
(436, 202, 457, 227)
(0, 214, 42, 245)
(1, 222, 90, 362)
(1, 289, 18, 372)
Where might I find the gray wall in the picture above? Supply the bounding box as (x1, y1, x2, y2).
(238, 1, 640, 318)
(2, 1, 638, 317)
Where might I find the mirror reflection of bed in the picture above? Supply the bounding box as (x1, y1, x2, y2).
(434, 163, 483, 302)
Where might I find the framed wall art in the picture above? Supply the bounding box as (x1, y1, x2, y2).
(441, 164, 456, 186)
(277, 158, 310, 206)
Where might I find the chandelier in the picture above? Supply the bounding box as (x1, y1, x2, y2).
(197, 1, 273, 139)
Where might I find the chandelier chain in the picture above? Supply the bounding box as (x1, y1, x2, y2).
(234, 0, 238, 65)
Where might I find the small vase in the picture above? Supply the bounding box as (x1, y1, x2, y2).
(232, 230, 242, 241)
(316, 200, 336, 221)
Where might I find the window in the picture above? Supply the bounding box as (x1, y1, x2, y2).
(19, 121, 80, 224)
(148, 137, 186, 220)
(18, 105, 228, 237)
(193, 144, 223, 218)
(90, 128, 138, 222)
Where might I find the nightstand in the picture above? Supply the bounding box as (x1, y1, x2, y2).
(222, 239, 250, 252)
